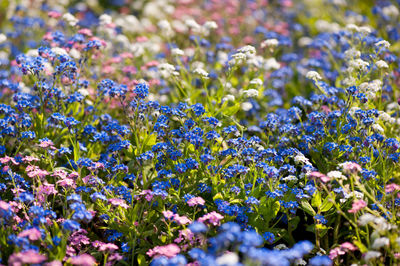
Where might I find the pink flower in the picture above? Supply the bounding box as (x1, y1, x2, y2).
(348, 199, 367, 213)
(52, 169, 67, 179)
(0, 156, 19, 165)
(146, 244, 180, 258)
(174, 214, 191, 225)
(18, 228, 42, 241)
(174, 229, 194, 244)
(69, 254, 96, 266)
(0, 200, 10, 210)
(187, 197, 205, 207)
(98, 243, 119, 252)
(340, 242, 357, 251)
(162, 210, 175, 220)
(22, 156, 40, 162)
(339, 161, 362, 174)
(385, 183, 400, 193)
(8, 250, 47, 265)
(308, 171, 330, 183)
(39, 139, 55, 148)
(44, 260, 62, 266)
(56, 178, 76, 188)
(329, 247, 345, 259)
(198, 211, 224, 226)
(109, 198, 129, 209)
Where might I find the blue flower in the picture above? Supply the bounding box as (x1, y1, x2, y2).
(62, 220, 81, 231)
(309, 255, 332, 266)
(189, 221, 208, 234)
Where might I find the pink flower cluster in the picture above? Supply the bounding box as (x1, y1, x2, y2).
(147, 243, 181, 258)
(198, 211, 224, 226)
(162, 210, 191, 225)
(329, 242, 357, 259)
(348, 199, 367, 213)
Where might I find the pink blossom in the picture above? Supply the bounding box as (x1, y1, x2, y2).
(56, 178, 76, 188)
(198, 211, 224, 226)
(18, 228, 42, 241)
(162, 210, 175, 220)
(308, 171, 330, 183)
(39, 139, 55, 148)
(22, 156, 40, 162)
(146, 244, 181, 258)
(329, 247, 345, 259)
(0, 200, 10, 210)
(69, 254, 96, 266)
(44, 260, 62, 266)
(340, 242, 357, 251)
(52, 169, 67, 179)
(385, 183, 400, 193)
(174, 214, 191, 225)
(187, 197, 205, 207)
(0, 156, 19, 165)
(348, 199, 367, 213)
(68, 172, 80, 179)
(78, 28, 93, 36)
(340, 161, 362, 174)
(47, 11, 61, 18)
(8, 250, 47, 265)
(174, 229, 194, 244)
(109, 198, 129, 209)
(98, 243, 119, 252)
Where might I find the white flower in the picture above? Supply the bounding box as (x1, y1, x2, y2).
(51, 47, 68, 56)
(327, 171, 347, 180)
(282, 175, 298, 182)
(241, 102, 253, 111)
(379, 111, 392, 122)
(349, 59, 369, 70)
(358, 213, 376, 226)
(0, 33, 7, 44)
(359, 26, 372, 35)
(158, 63, 176, 78)
(242, 89, 259, 98)
(222, 95, 235, 102)
(78, 88, 89, 96)
(375, 40, 390, 48)
(238, 45, 256, 56)
(364, 251, 381, 261)
(294, 153, 311, 165)
(216, 252, 238, 266)
(346, 24, 360, 32)
(372, 123, 384, 134)
(192, 68, 209, 78)
(344, 48, 361, 59)
(264, 58, 281, 70)
(62, 13, 78, 27)
(249, 78, 263, 86)
(171, 48, 184, 57)
(305, 71, 322, 80)
(203, 21, 218, 30)
(376, 60, 389, 68)
(99, 14, 112, 26)
(261, 39, 279, 48)
(382, 5, 399, 18)
(185, 19, 201, 32)
(372, 237, 389, 249)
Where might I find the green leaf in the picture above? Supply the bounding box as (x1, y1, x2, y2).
(354, 240, 368, 253)
(137, 254, 146, 266)
(222, 103, 241, 116)
(300, 200, 316, 216)
(311, 191, 322, 208)
(320, 197, 333, 212)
